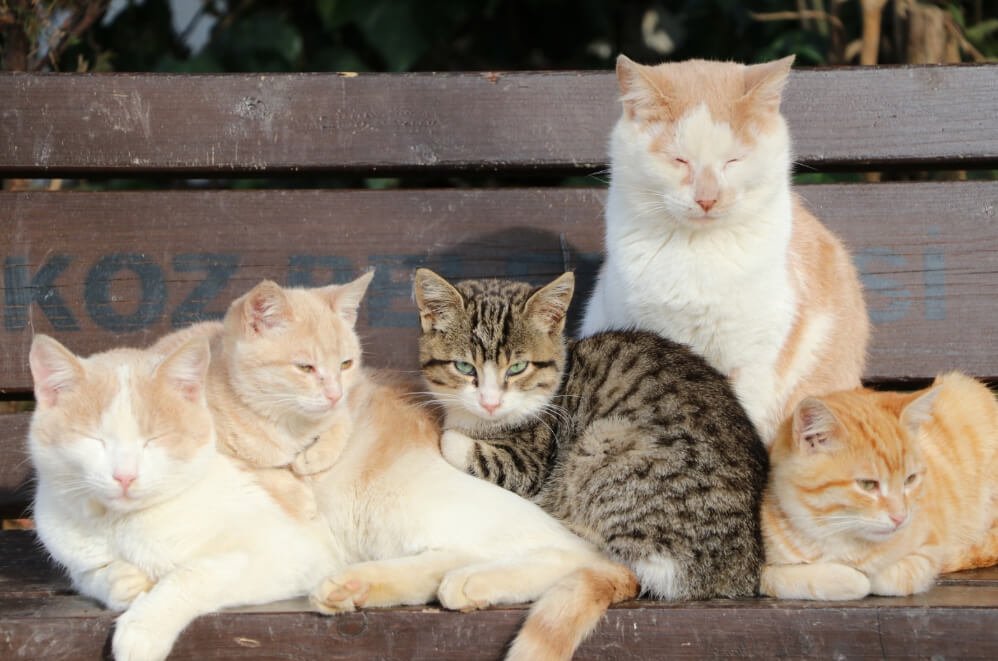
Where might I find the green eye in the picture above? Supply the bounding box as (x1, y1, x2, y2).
(857, 479, 879, 492)
(506, 361, 528, 376)
(454, 361, 476, 376)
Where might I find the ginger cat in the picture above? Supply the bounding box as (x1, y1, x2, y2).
(220, 276, 639, 661)
(28, 335, 339, 661)
(761, 373, 998, 600)
(581, 55, 869, 444)
(152, 272, 374, 519)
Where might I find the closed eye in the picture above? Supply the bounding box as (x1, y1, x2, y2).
(295, 363, 315, 373)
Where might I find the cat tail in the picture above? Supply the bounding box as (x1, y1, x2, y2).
(507, 560, 638, 661)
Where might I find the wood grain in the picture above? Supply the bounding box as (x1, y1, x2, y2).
(1, 182, 995, 393)
(0, 532, 996, 660)
(1, 66, 996, 176)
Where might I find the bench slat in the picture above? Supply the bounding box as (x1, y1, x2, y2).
(1, 182, 995, 393)
(0, 532, 996, 660)
(1, 67, 996, 176)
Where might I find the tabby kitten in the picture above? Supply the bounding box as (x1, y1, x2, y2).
(415, 268, 769, 599)
(580, 55, 869, 445)
(762, 373, 998, 600)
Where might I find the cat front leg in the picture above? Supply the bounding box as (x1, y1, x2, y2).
(441, 429, 545, 498)
(311, 549, 480, 614)
(292, 418, 353, 476)
(440, 429, 475, 471)
(437, 548, 597, 611)
(869, 552, 939, 596)
(111, 552, 250, 661)
(760, 562, 870, 600)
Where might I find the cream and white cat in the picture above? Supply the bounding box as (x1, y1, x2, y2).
(28, 334, 340, 661)
(218, 277, 639, 661)
(581, 55, 869, 444)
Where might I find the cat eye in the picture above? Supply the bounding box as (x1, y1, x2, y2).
(453, 361, 476, 376)
(295, 363, 316, 373)
(341, 359, 354, 370)
(674, 157, 689, 166)
(856, 479, 879, 492)
(905, 473, 918, 486)
(506, 362, 528, 376)
(725, 158, 740, 166)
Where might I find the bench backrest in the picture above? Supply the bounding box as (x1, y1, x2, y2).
(2, 65, 997, 516)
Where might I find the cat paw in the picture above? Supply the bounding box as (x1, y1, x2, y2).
(437, 569, 495, 612)
(440, 430, 474, 470)
(814, 564, 871, 600)
(310, 575, 370, 614)
(112, 608, 174, 661)
(105, 561, 154, 610)
(869, 558, 936, 596)
(292, 443, 338, 476)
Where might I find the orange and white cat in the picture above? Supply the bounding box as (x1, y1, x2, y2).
(581, 55, 869, 444)
(761, 372, 998, 600)
(150, 273, 374, 519)
(220, 277, 639, 661)
(28, 335, 339, 661)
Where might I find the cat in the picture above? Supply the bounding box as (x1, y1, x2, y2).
(149, 272, 376, 520)
(217, 275, 640, 661)
(27, 334, 340, 661)
(761, 372, 998, 600)
(580, 54, 869, 445)
(413, 267, 769, 601)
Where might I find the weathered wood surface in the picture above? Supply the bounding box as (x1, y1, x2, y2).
(1, 66, 997, 177)
(1, 531, 996, 660)
(1, 182, 996, 393)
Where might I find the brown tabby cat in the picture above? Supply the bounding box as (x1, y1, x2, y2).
(761, 372, 998, 600)
(415, 268, 769, 600)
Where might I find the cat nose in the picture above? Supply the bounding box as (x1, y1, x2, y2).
(324, 389, 342, 405)
(888, 512, 906, 527)
(113, 472, 136, 492)
(696, 198, 716, 212)
(480, 400, 500, 415)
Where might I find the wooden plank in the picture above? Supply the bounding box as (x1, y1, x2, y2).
(1, 66, 996, 176)
(1, 527, 997, 659)
(1, 183, 996, 393)
(0, 414, 30, 518)
(1, 584, 997, 658)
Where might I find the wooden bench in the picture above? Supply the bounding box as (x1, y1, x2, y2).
(1, 65, 997, 658)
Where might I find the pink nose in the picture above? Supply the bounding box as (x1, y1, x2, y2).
(325, 391, 341, 405)
(480, 400, 500, 415)
(114, 473, 136, 492)
(889, 512, 906, 527)
(697, 198, 716, 212)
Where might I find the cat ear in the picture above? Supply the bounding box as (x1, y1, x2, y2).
(413, 268, 464, 333)
(792, 397, 842, 453)
(323, 270, 375, 328)
(241, 280, 291, 335)
(156, 338, 210, 403)
(29, 335, 83, 408)
(743, 55, 794, 112)
(616, 54, 671, 121)
(525, 272, 575, 335)
(899, 386, 941, 437)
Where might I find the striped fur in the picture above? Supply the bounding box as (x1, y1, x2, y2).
(761, 373, 998, 600)
(415, 269, 769, 602)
